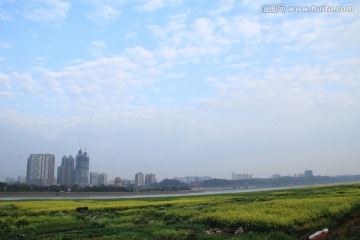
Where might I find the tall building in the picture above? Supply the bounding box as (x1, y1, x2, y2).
(99, 173, 108, 185)
(57, 155, 75, 186)
(305, 170, 313, 178)
(232, 172, 252, 180)
(90, 172, 108, 186)
(135, 172, 144, 186)
(17, 175, 26, 183)
(90, 172, 99, 185)
(145, 173, 156, 186)
(26, 154, 55, 186)
(74, 149, 89, 186)
(114, 177, 122, 186)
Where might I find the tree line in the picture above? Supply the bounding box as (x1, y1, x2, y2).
(0, 179, 191, 193)
(0, 182, 134, 193)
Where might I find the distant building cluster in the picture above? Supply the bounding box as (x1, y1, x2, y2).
(305, 170, 313, 178)
(135, 172, 156, 187)
(294, 170, 314, 178)
(232, 172, 252, 180)
(4, 149, 316, 187)
(272, 170, 314, 178)
(174, 176, 211, 184)
(20, 148, 157, 187)
(25, 151, 88, 187)
(5, 175, 25, 184)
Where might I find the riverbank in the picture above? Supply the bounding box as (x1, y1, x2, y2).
(1, 183, 355, 201)
(0, 189, 204, 198)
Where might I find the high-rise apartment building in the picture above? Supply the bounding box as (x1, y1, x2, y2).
(26, 154, 55, 186)
(114, 177, 122, 186)
(90, 172, 99, 185)
(304, 170, 313, 178)
(74, 149, 89, 186)
(145, 173, 156, 186)
(57, 155, 75, 186)
(135, 172, 144, 186)
(231, 172, 252, 180)
(98, 173, 108, 185)
(90, 172, 108, 186)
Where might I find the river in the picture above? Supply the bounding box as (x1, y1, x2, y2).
(0, 185, 326, 201)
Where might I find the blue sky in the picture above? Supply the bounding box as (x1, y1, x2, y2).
(0, 0, 359, 181)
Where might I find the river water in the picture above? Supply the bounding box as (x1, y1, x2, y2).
(0, 185, 317, 201)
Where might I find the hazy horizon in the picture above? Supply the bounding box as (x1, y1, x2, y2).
(1, 1, 359, 181)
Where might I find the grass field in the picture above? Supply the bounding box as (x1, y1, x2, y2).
(1, 184, 360, 239)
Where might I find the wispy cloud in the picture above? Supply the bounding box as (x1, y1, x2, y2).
(87, 5, 121, 23)
(90, 40, 108, 58)
(198, 58, 360, 137)
(148, 14, 262, 62)
(0, 44, 173, 137)
(0, 42, 11, 49)
(0, 10, 11, 21)
(24, 0, 70, 23)
(135, 0, 165, 12)
(209, 0, 235, 16)
(134, 0, 183, 12)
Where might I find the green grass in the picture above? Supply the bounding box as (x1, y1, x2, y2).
(1, 183, 360, 239)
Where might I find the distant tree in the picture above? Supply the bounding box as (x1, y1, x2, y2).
(152, 179, 190, 190)
(0, 182, 7, 192)
(71, 184, 81, 192)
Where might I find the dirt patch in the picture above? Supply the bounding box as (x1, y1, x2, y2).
(325, 215, 360, 239)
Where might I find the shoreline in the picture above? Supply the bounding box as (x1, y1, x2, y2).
(1, 183, 357, 200)
(0, 189, 204, 198)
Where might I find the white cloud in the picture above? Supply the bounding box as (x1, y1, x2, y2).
(87, 5, 121, 23)
(0, 44, 170, 125)
(156, 46, 177, 59)
(135, 0, 164, 12)
(123, 46, 156, 66)
(263, 13, 360, 56)
(134, 0, 183, 12)
(25, 0, 70, 23)
(91, 40, 107, 49)
(0, 108, 82, 139)
(91, 40, 108, 58)
(126, 32, 138, 39)
(149, 14, 262, 62)
(0, 42, 11, 49)
(0, 10, 11, 21)
(198, 58, 360, 139)
(209, 0, 235, 15)
(148, 25, 167, 39)
(0, 56, 140, 137)
(0, 73, 10, 93)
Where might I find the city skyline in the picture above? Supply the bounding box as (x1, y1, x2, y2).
(7, 147, 320, 184)
(1, 147, 358, 183)
(0, 146, 357, 183)
(4, 164, 327, 186)
(0, 1, 359, 180)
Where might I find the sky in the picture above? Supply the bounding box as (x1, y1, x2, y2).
(0, 0, 359, 181)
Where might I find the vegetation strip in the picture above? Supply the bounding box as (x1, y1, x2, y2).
(1, 183, 360, 239)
